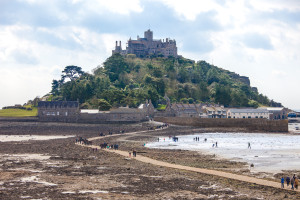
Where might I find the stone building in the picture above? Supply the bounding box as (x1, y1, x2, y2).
(159, 96, 226, 118)
(38, 101, 80, 122)
(38, 100, 154, 123)
(202, 106, 227, 118)
(227, 108, 270, 119)
(112, 29, 177, 58)
(258, 107, 288, 120)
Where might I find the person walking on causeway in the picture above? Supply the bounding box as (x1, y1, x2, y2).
(286, 176, 290, 187)
(291, 176, 295, 190)
(281, 177, 284, 188)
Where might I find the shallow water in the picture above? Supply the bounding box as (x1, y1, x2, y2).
(146, 132, 300, 173)
(0, 135, 74, 142)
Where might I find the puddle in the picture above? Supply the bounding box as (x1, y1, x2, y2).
(0, 135, 75, 142)
(78, 190, 109, 194)
(62, 191, 76, 194)
(1, 154, 51, 161)
(20, 175, 57, 186)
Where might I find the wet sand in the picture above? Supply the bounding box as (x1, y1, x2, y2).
(146, 132, 300, 174)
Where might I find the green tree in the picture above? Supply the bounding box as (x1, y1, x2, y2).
(177, 68, 190, 83)
(51, 79, 63, 95)
(98, 99, 112, 111)
(180, 98, 188, 104)
(188, 98, 194, 104)
(215, 85, 231, 106)
(104, 54, 129, 82)
(61, 65, 84, 82)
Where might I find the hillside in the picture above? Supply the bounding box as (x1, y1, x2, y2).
(48, 54, 281, 109)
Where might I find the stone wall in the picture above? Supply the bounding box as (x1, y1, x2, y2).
(154, 117, 288, 132)
(78, 112, 148, 124)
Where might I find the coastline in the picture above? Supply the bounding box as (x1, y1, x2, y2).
(0, 121, 299, 199)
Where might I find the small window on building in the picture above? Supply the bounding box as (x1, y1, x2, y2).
(57, 112, 59, 115)
(248, 116, 251, 118)
(260, 116, 263, 118)
(255, 116, 258, 118)
(65, 112, 68, 116)
(243, 116, 245, 118)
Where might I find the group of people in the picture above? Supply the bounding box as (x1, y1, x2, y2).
(212, 142, 218, 148)
(99, 142, 119, 150)
(193, 137, 200, 141)
(281, 174, 299, 190)
(75, 137, 92, 145)
(148, 123, 169, 131)
(99, 130, 125, 137)
(129, 149, 137, 157)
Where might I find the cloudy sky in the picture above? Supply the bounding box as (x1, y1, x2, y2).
(0, 0, 299, 109)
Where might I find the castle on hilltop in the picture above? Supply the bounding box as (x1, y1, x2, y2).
(112, 29, 178, 58)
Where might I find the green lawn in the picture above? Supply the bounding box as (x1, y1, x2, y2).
(0, 107, 38, 117)
(157, 104, 166, 111)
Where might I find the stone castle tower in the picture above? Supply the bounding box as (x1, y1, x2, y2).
(112, 29, 177, 58)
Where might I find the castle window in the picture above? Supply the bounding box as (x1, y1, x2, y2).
(57, 112, 60, 116)
(65, 112, 68, 116)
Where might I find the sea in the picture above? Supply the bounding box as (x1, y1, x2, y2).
(146, 131, 300, 173)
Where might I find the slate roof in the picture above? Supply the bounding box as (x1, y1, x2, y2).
(228, 109, 268, 113)
(38, 101, 79, 108)
(258, 107, 285, 111)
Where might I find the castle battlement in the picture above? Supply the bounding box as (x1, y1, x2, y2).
(112, 29, 177, 58)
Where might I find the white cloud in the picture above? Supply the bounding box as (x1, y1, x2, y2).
(159, 0, 220, 20)
(271, 70, 287, 77)
(74, 0, 143, 15)
(249, 0, 300, 12)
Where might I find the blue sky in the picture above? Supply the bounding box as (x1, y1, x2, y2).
(0, 0, 299, 109)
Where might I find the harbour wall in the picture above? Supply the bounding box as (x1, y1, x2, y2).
(154, 117, 288, 132)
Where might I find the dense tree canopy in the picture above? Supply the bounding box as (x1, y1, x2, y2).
(48, 55, 281, 109)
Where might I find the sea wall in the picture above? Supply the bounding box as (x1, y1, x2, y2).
(78, 112, 148, 124)
(0, 117, 38, 122)
(154, 117, 288, 132)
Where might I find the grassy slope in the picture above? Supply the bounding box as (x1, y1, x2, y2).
(0, 107, 38, 117)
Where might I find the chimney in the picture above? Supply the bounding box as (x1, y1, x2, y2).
(115, 41, 118, 47)
(120, 41, 122, 47)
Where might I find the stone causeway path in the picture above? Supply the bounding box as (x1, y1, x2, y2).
(76, 128, 299, 193)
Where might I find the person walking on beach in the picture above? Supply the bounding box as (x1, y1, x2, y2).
(286, 176, 290, 187)
(133, 149, 137, 157)
(291, 176, 295, 190)
(248, 142, 251, 149)
(281, 177, 285, 188)
(215, 142, 218, 148)
(295, 177, 299, 190)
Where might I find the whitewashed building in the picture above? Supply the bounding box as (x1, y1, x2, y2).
(227, 109, 270, 119)
(258, 107, 288, 120)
